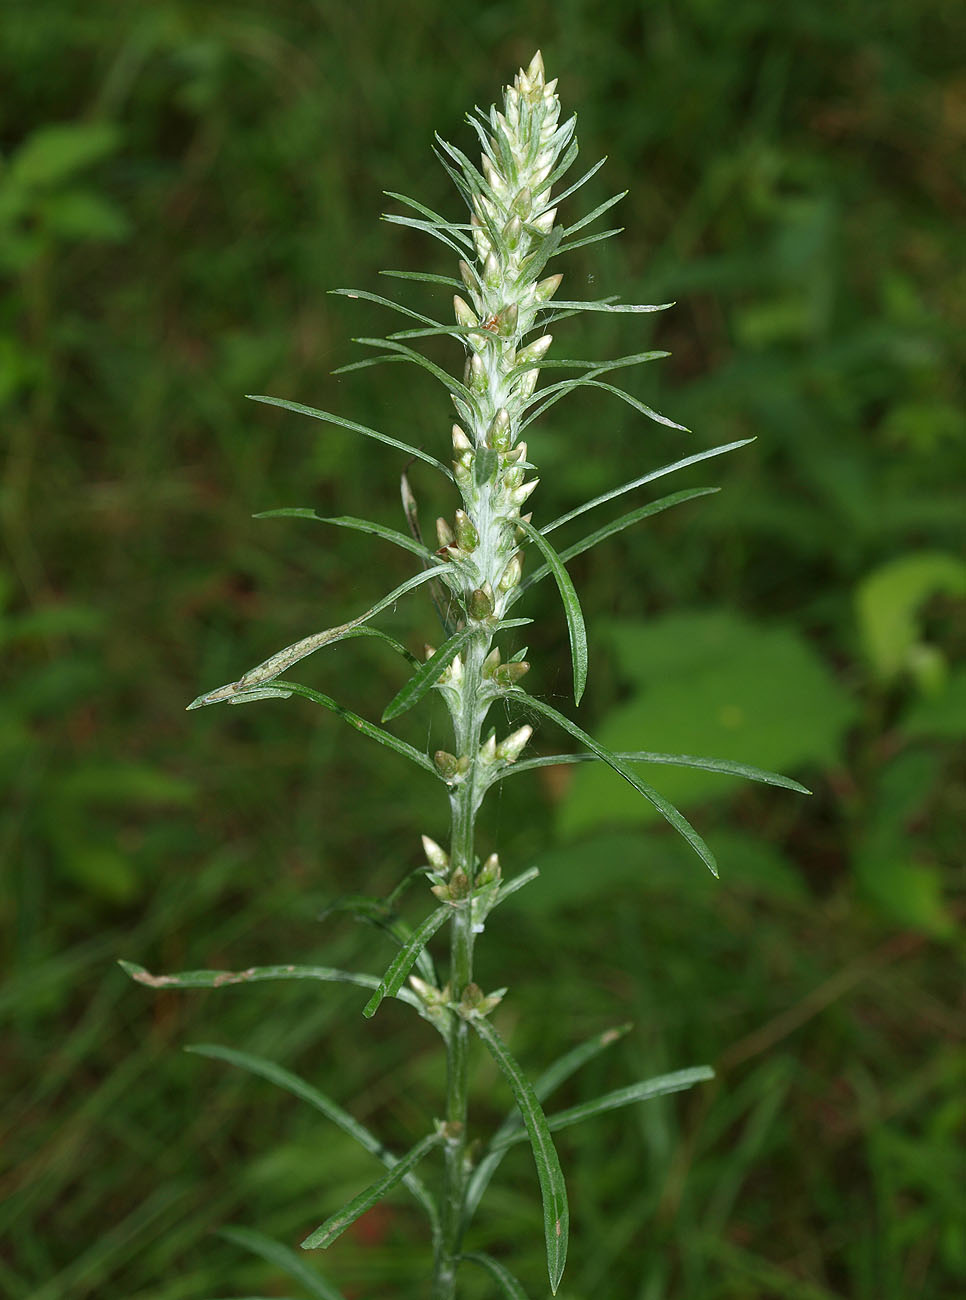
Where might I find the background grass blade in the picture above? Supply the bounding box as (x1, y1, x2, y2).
(472, 1016, 569, 1295)
(300, 1130, 443, 1250)
(461, 1251, 531, 1299)
(508, 693, 719, 877)
(363, 906, 451, 1018)
(186, 1044, 439, 1231)
(218, 1226, 345, 1300)
(515, 518, 587, 706)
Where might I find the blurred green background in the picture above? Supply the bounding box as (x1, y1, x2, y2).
(2, 1, 964, 1297)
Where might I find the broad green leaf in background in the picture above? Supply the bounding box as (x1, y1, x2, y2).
(856, 551, 966, 682)
(559, 611, 853, 837)
(902, 668, 966, 739)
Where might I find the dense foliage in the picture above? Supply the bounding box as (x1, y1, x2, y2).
(2, 3, 963, 1298)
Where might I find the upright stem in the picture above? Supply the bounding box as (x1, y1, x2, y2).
(433, 634, 490, 1299)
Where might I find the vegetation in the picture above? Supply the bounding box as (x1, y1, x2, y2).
(2, 3, 963, 1299)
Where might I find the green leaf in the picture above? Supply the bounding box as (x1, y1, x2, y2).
(494, 749, 810, 794)
(349, 337, 471, 401)
(188, 565, 450, 709)
(11, 122, 120, 188)
(380, 268, 462, 288)
(319, 893, 436, 983)
(363, 906, 451, 1018)
(541, 440, 754, 535)
(218, 1225, 344, 1300)
(546, 155, 608, 207)
(560, 612, 852, 838)
(520, 350, 676, 431)
(464, 1022, 631, 1223)
(547, 298, 672, 314)
(557, 226, 624, 254)
(246, 395, 454, 480)
(188, 1045, 439, 1229)
(381, 212, 473, 259)
(382, 626, 478, 723)
(471, 1016, 569, 1295)
(493, 865, 541, 906)
(514, 519, 587, 706)
(272, 681, 436, 774)
(509, 692, 719, 877)
(530, 377, 688, 433)
(300, 1129, 443, 1250)
(461, 1253, 531, 1299)
(328, 287, 441, 327)
(513, 488, 719, 600)
(493, 1066, 715, 1150)
(253, 509, 434, 564)
(856, 551, 966, 682)
(118, 959, 422, 1013)
(559, 190, 628, 238)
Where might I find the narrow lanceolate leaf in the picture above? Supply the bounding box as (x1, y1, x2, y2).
(187, 565, 451, 710)
(328, 287, 441, 327)
(382, 625, 478, 722)
(118, 960, 425, 1015)
(461, 1252, 531, 1299)
(218, 1225, 345, 1300)
(300, 1130, 443, 1250)
(363, 905, 451, 1018)
(464, 1022, 631, 1224)
(542, 439, 755, 536)
(493, 1066, 715, 1151)
(507, 692, 719, 877)
(515, 518, 587, 706)
(558, 190, 628, 238)
(379, 268, 462, 287)
(187, 1044, 439, 1231)
(350, 337, 471, 401)
(493, 750, 812, 794)
(512, 488, 719, 601)
(254, 510, 434, 564)
(528, 376, 688, 434)
(271, 681, 436, 774)
(472, 1016, 569, 1295)
(493, 866, 540, 906)
(547, 298, 672, 313)
(246, 395, 454, 480)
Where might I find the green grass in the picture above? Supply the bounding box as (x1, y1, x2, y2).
(2, 2, 963, 1297)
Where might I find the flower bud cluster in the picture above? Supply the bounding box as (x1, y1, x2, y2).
(442, 50, 571, 622)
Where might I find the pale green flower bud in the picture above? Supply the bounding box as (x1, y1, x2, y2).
(434, 750, 460, 780)
(516, 334, 553, 366)
(476, 852, 501, 887)
(453, 295, 478, 328)
(502, 214, 523, 250)
(531, 207, 557, 234)
(483, 251, 500, 286)
(468, 585, 494, 621)
(454, 509, 479, 550)
(534, 273, 563, 302)
(498, 552, 524, 591)
(512, 478, 540, 506)
(422, 835, 449, 870)
(486, 407, 511, 449)
(436, 517, 455, 547)
(482, 646, 502, 676)
(496, 660, 530, 687)
(496, 724, 532, 762)
(512, 186, 532, 218)
(452, 423, 473, 455)
(469, 352, 487, 392)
